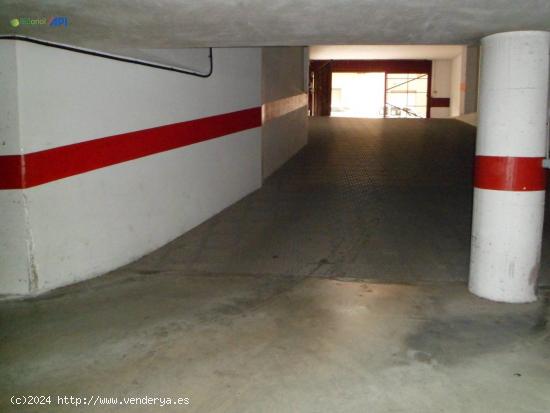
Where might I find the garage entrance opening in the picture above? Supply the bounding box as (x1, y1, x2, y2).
(385, 73, 428, 118)
(311, 59, 433, 118)
(308, 45, 470, 118)
(330, 71, 429, 118)
(331, 72, 385, 118)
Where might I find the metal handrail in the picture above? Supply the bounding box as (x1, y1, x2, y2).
(384, 102, 422, 118)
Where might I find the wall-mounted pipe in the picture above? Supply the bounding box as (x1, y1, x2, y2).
(0, 35, 213, 78)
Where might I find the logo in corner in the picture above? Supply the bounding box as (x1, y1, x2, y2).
(9, 16, 69, 28)
(48, 16, 68, 27)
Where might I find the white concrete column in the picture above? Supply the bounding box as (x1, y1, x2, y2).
(469, 31, 550, 303)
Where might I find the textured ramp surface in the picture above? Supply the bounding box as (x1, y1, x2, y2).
(133, 117, 550, 285)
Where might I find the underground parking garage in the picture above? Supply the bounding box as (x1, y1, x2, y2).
(0, 2, 550, 412)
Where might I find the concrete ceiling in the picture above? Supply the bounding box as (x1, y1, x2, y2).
(1, 0, 549, 48)
(310, 45, 465, 60)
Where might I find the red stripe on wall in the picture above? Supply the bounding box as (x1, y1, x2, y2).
(0, 155, 25, 189)
(474, 156, 546, 191)
(0, 107, 261, 189)
(430, 97, 450, 108)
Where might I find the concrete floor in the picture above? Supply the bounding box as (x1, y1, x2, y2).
(1, 276, 549, 412)
(1, 118, 550, 412)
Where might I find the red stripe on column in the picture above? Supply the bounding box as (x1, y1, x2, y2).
(474, 156, 546, 191)
(0, 107, 261, 190)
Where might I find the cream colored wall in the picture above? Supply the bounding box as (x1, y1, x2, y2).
(262, 47, 308, 179)
(450, 47, 467, 117)
(431, 60, 452, 118)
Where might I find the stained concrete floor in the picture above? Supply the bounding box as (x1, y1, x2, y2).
(1, 275, 549, 412)
(1, 118, 550, 412)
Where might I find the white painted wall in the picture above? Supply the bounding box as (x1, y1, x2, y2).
(262, 47, 307, 109)
(431, 108, 451, 119)
(450, 46, 467, 117)
(432, 47, 469, 118)
(430, 59, 452, 118)
(431, 60, 452, 98)
(1, 40, 262, 295)
(464, 44, 480, 114)
(0, 42, 34, 294)
(262, 47, 308, 178)
(105, 47, 212, 73)
(310, 45, 464, 60)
